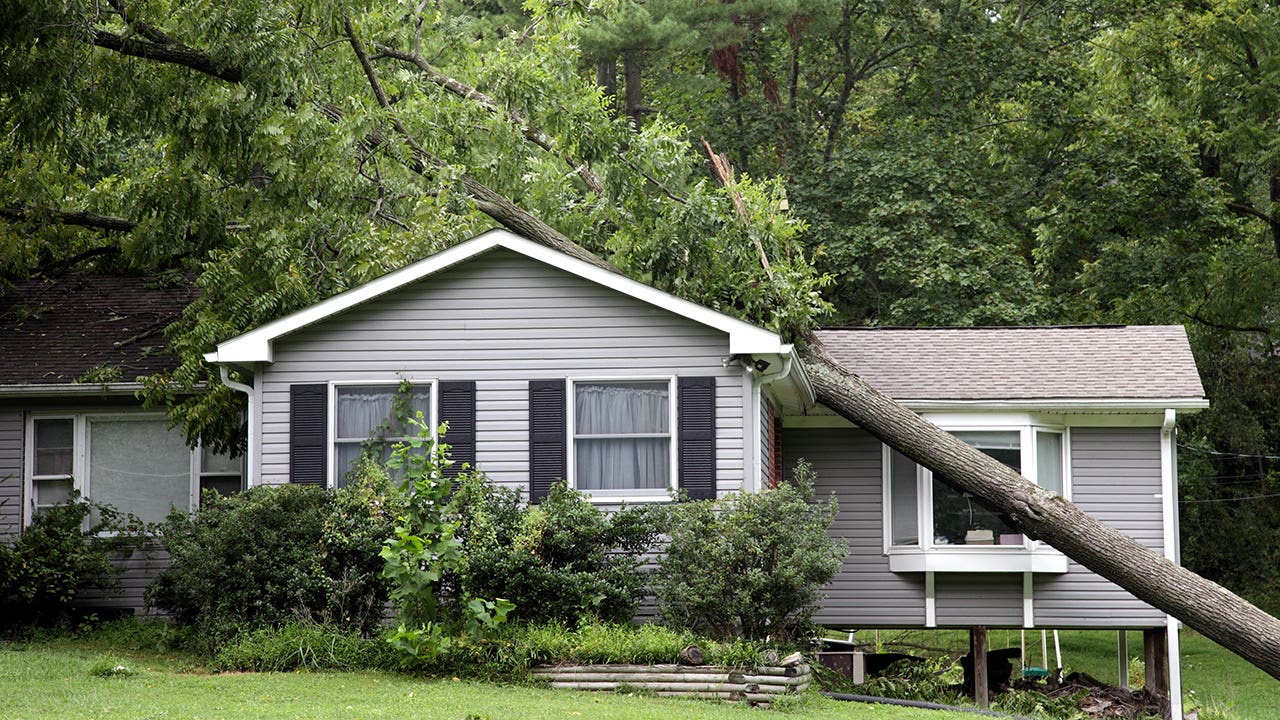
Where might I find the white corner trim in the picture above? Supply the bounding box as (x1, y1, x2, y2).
(924, 571, 936, 628)
(206, 230, 786, 364)
(1160, 409, 1178, 563)
(1023, 572, 1034, 628)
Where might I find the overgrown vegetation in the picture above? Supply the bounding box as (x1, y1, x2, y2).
(450, 477, 662, 626)
(0, 495, 145, 631)
(147, 475, 398, 651)
(654, 462, 845, 642)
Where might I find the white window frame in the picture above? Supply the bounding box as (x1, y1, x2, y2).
(24, 412, 201, 528)
(326, 377, 438, 488)
(566, 376, 677, 503)
(194, 442, 246, 504)
(881, 413, 1071, 573)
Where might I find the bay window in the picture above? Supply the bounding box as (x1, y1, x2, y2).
(885, 420, 1068, 572)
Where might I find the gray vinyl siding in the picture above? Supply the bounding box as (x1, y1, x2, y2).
(784, 426, 927, 627)
(258, 249, 748, 494)
(75, 545, 169, 614)
(935, 574, 1022, 627)
(0, 412, 23, 539)
(1035, 427, 1166, 627)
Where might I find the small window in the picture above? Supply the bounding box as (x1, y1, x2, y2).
(1036, 430, 1064, 496)
(333, 383, 432, 486)
(198, 445, 244, 504)
(573, 380, 671, 492)
(31, 418, 75, 516)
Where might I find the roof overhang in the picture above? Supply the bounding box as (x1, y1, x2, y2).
(205, 230, 787, 365)
(0, 382, 198, 398)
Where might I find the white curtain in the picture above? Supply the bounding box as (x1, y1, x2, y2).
(575, 382, 669, 490)
(335, 385, 430, 484)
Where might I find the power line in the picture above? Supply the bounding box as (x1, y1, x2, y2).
(1178, 444, 1280, 460)
(1180, 492, 1280, 505)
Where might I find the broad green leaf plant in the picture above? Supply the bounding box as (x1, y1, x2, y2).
(380, 418, 513, 660)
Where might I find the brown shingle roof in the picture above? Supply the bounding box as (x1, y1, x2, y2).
(814, 326, 1205, 402)
(0, 275, 197, 385)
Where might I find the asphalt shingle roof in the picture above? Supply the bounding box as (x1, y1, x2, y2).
(814, 326, 1205, 401)
(0, 275, 197, 385)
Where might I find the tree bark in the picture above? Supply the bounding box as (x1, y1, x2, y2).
(801, 347, 1280, 681)
(624, 56, 643, 131)
(90, 29, 242, 83)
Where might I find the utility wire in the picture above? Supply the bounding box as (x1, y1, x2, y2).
(1180, 492, 1280, 504)
(1178, 443, 1280, 460)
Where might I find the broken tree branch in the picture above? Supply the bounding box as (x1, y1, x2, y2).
(1, 206, 137, 232)
(373, 42, 605, 195)
(343, 15, 614, 271)
(702, 139, 774, 282)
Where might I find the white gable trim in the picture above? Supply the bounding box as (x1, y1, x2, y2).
(204, 229, 786, 365)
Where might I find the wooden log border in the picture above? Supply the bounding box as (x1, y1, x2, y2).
(529, 663, 812, 704)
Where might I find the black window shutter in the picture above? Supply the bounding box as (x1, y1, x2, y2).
(290, 384, 328, 485)
(528, 379, 566, 503)
(678, 376, 717, 500)
(439, 381, 476, 478)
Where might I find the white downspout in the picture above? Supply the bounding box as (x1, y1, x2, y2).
(1161, 409, 1183, 720)
(218, 366, 255, 487)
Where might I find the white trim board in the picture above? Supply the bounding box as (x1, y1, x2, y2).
(205, 229, 788, 364)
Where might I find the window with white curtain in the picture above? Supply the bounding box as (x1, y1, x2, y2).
(333, 383, 432, 486)
(573, 380, 672, 493)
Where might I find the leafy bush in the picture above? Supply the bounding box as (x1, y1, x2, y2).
(147, 469, 398, 651)
(653, 462, 846, 642)
(449, 477, 662, 625)
(0, 495, 145, 631)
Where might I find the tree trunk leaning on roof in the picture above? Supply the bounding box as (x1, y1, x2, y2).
(801, 346, 1280, 681)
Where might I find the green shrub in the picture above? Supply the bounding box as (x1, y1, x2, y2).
(449, 477, 661, 625)
(653, 462, 846, 642)
(147, 470, 398, 651)
(510, 622, 767, 669)
(0, 495, 145, 631)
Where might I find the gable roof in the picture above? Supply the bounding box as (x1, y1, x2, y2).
(205, 229, 789, 364)
(0, 274, 197, 388)
(815, 325, 1207, 410)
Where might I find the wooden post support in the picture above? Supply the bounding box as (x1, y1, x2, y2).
(971, 626, 989, 708)
(1144, 627, 1170, 695)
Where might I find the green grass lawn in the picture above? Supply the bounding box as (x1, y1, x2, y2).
(0, 640, 976, 720)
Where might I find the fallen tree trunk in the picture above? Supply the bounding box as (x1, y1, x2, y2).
(802, 347, 1280, 681)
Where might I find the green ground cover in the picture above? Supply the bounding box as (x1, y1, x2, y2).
(0, 639, 973, 720)
(862, 627, 1278, 719)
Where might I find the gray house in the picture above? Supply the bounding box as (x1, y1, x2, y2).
(2, 229, 1205, 714)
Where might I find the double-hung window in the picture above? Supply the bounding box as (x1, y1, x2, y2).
(30, 417, 76, 515)
(570, 379, 674, 498)
(332, 382, 433, 487)
(885, 420, 1068, 572)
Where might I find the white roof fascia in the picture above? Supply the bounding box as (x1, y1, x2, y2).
(896, 398, 1209, 412)
(207, 229, 785, 364)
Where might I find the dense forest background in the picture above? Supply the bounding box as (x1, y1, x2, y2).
(4, 0, 1280, 611)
